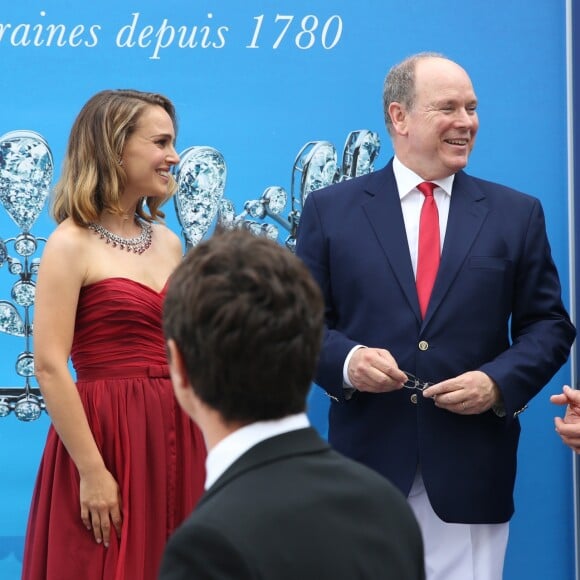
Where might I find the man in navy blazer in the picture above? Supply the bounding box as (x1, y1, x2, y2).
(159, 230, 425, 580)
(295, 53, 576, 580)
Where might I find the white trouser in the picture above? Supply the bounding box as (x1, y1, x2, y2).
(407, 470, 509, 580)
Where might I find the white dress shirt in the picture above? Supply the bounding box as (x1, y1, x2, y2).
(204, 412, 310, 490)
(393, 156, 453, 275)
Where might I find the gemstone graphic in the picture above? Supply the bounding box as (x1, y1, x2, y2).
(244, 199, 265, 219)
(16, 352, 34, 377)
(30, 257, 41, 275)
(261, 186, 287, 215)
(7, 257, 23, 275)
(0, 399, 10, 418)
(261, 223, 278, 240)
(0, 300, 25, 336)
(341, 130, 381, 179)
(14, 394, 42, 421)
(0, 130, 53, 232)
(292, 141, 338, 206)
(285, 236, 296, 253)
(14, 233, 38, 257)
(217, 199, 236, 230)
(0, 238, 6, 267)
(11, 280, 35, 307)
(174, 146, 226, 246)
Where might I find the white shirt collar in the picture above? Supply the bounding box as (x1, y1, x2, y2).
(205, 412, 310, 490)
(392, 156, 455, 199)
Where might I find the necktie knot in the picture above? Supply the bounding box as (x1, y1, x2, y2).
(417, 181, 436, 198)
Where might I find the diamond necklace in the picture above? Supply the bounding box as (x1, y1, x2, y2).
(88, 219, 153, 254)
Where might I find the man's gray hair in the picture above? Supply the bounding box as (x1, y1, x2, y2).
(383, 52, 446, 135)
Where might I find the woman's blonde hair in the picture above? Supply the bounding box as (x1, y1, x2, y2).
(51, 89, 178, 225)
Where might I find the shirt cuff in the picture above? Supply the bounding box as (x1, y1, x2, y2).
(343, 344, 366, 388)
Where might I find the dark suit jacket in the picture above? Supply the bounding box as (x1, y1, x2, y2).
(295, 160, 576, 524)
(159, 427, 425, 580)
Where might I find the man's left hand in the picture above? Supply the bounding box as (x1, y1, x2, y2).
(422, 371, 501, 415)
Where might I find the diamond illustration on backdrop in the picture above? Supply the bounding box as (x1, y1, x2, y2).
(341, 130, 381, 178)
(0, 128, 381, 419)
(14, 394, 42, 421)
(11, 280, 35, 307)
(292, 141, 338, 206)
(0, 300, 26, 337)
(8, 257, 23, 275)
(16, 353, 34, 377)
(262, 186, 287, 215)
(0, 399, 10, 418)
(260, 223, 278, 240)
(217, 199, 236, 229)
(14, 233, 38, 257)
(0, 238, 6, 267)
(174, 146, 226, 246)
(0, 130, 54, 232)
(244, 199, 265, 219)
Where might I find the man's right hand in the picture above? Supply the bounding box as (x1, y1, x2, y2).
(347, 348, 407, 393)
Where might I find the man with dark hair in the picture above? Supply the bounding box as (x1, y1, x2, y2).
(159, 229, 425, 580)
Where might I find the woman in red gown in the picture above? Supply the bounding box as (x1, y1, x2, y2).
(22, 89, 206, 580)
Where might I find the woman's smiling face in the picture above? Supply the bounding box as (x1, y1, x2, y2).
(121, 104, 180, 200)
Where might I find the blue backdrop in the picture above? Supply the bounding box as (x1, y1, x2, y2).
(0, 1, 575, 578)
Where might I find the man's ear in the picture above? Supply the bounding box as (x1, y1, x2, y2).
(166, 339, 205, 428)
(388, 101, 408, 135)
(167, 339, 190, 393)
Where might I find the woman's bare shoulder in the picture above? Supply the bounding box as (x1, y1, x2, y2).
(152, 223, 183, 253)
(45, 218, 91, 252)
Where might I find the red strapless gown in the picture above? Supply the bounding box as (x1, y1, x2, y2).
(22, 278, 206, 580)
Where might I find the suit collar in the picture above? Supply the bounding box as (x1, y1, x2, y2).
(361, 162, 420, 319)
(199, 428, 329, 506)
(205, 413, 309, 490)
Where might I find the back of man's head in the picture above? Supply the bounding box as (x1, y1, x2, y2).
(163, 229, 324, 423)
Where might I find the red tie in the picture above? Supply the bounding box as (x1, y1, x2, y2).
(416, 182, 440, 318)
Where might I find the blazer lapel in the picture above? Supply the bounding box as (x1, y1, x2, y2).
(361, 163, 421, 320)
(423, 170, 489, 325)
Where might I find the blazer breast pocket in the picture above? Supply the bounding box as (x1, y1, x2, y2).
(469, 256, 511, 272)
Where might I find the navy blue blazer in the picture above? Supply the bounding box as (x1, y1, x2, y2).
(295, 160, 576, 524)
